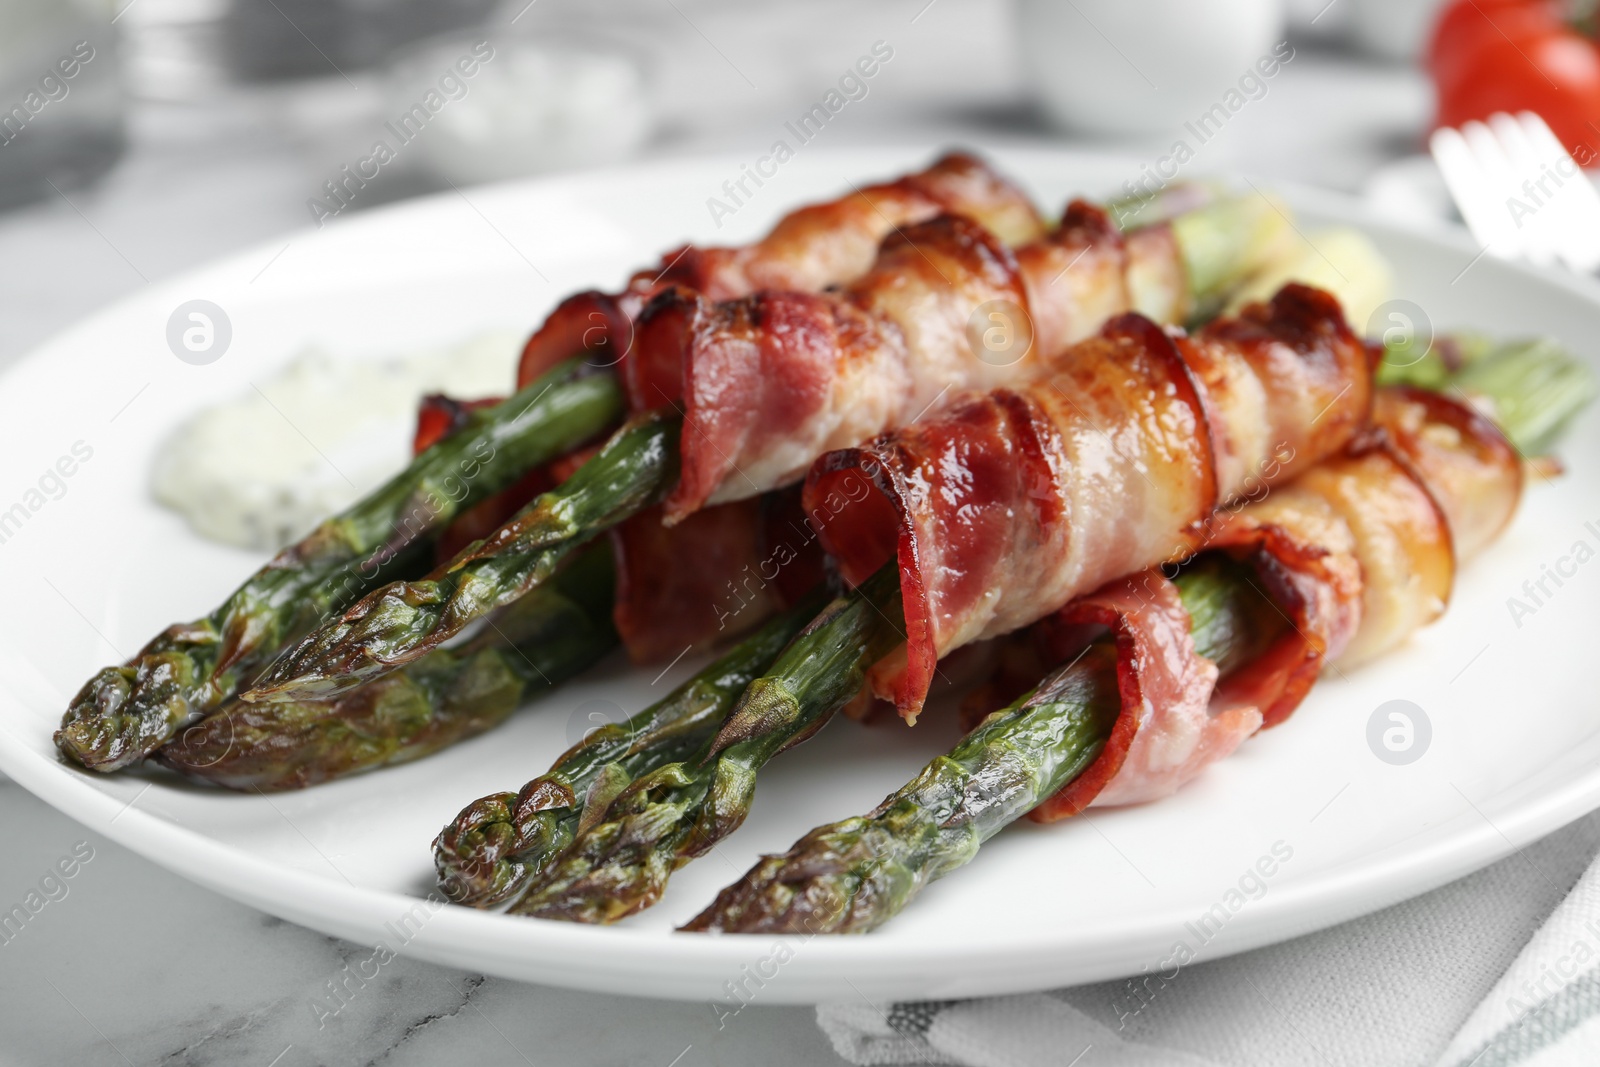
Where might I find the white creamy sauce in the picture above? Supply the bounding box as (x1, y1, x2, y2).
(151, 332, 520, 552)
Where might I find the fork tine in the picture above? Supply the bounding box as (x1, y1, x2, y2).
(1516, 111, 1600, 272)
(1431, 125, 1523, 262)
(1463, 118, 1552, 266)
(1488, 112, 1563, 267)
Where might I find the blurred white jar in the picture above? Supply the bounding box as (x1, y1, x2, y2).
(389, 35, 653, 185)
(1016, 0, 1284, 137)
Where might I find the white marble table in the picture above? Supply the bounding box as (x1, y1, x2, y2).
(0, 7, 1476, 1063)
(0, 781, 846, 1066)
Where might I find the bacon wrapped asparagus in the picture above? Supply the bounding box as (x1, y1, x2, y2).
(245, 194, 1293, 703)
(687, 362, 1588, 934)
(808, 282, 1370, 722)
(683, 557, 1265, 934)
(500, 285, 1373, 923)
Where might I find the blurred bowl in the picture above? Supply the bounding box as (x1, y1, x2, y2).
(1016, 0, 1284, 137)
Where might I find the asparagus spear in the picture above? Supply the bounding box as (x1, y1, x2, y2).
(683, 557, 1279, 934)
(155, 543, 619, 790)
(433, 588, 827, 907)
(1377, 332, 1597, 455)
(243, 410, 681, 704)
(57, 360, 624, 772)
(240, 196, 1294, 709)
(508, 563, 905, 922)
(516, 318, 1594, 927)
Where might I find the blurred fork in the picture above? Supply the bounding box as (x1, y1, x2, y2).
(1430, 110, 1600, 273)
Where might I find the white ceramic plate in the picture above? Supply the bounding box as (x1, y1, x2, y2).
(3, 146, 1599, 1004)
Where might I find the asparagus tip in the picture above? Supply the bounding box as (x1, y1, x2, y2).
(433, 777, 580, 907)
(56, 660, 192, 772)
(432, 792, 524, 907)
(55, 716, 132, 772)
(682, 835, 865, 935)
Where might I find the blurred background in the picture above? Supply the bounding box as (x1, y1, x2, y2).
(0, 0, 1576, 365)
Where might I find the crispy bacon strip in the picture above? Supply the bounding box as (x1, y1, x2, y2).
(1206, 385, 1519, 724)
(515, 152, 1047, 389)
(609, 489, 824, 663)
(806, 284, 1371, 720)
(1028, 387, 1520, 818)
(1203, 504, 1363, 730)
(1031, 576, 1252, 816)
(631, 201, 1194, 523)
(1368, 385, 1523, 562)
(611, 501, 782, 664)
(609, 199, 1195, 658)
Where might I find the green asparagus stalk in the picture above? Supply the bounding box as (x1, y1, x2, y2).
(154, 543, 619, 790)
(242, 410, 681, 705)
(56, 360, 624, 772)
(1377, 332, 1597, 455)
(433, 588, 827, 907)
(1376, 328, 1492, 390)
(508, 563, 905, 922)
(682, 557, 1279, 934)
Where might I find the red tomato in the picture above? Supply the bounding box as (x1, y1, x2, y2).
(1428, 0, 1535, 80)
(1429, 0, 1600, 162)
